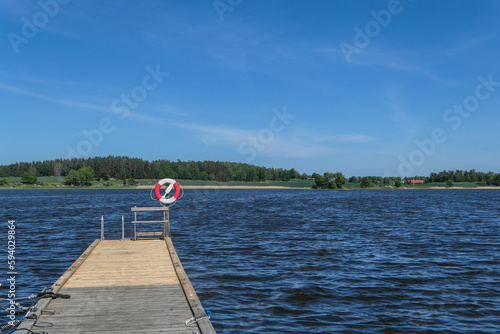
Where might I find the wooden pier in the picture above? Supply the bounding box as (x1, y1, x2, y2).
(18, 237, 216, 333)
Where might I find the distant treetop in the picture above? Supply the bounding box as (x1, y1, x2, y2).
(0, 156, 308, 183)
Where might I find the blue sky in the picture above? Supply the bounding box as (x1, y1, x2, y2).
(1, 0, 499, 176)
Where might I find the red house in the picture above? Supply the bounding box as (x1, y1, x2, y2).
(409, 180, 424, 185)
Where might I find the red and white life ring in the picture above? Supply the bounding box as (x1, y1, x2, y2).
(154, 178, 181, 204)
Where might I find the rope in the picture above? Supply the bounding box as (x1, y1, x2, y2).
(15, 303, 30, 312)
(36, 292, 70, 300)
(11, 328, 47, 334)
(0, 319, 21, 332)
(0, 287, 68, 333)
(185, 309, 211, 334)
(211, 311, 500, 333)
(149, 184, 156, 201)
(0, 295, 36, 301)
(185, 314, 211, 327)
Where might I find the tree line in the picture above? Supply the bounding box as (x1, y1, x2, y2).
(1, 157, 498, 187)
(348, 169, 500, 186)
(312, 172, 346, 189)
(0, 156, 308, 182)
(428, 170, 500, 184)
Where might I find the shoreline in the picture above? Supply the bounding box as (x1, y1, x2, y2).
(2, 185, 500, 190)
(428, 186, 499, 189)
(136, 185, 303, 189)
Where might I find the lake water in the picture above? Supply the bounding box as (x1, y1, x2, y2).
(0, 189, 499, 333)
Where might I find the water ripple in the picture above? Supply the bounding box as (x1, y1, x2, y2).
(0, 189, 499, 333)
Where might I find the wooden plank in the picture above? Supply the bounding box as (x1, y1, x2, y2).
(17, 238, 215, 333)
(17, 239, 101, 333)
(64, 240, 178, 288)
(32, 285, 196, 333)
(166, 238, 216, 334)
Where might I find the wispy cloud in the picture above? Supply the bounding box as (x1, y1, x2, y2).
(155, 104, 187, 117)
(0, 81, 164, 124)
(444, 35, 490, 56)
(168, 121, 249, 145)
(0, 82, 108, 112)
(347, 47, 461, 85)
(312, 133, 372, 143)
(168, 121, 344, 158)
(353, 34, 491, 85)
(352, 56, 450, 84)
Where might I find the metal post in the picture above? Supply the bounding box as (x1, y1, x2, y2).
(121, 215, 125, 241)
(166, 205, 170, 238)
(101, 215, 104, 240)
(134, 211, 137, 241)
(163, 207, 167, 238)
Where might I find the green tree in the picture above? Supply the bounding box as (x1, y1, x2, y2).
(79, 167, 94, 185)
(21, 172, 37, 184)
(313, 172, 345, 189)
(247, 168, 258, 181)
(492, 174, 500, 186)
(446, 179, 454, 187)
(65, 169, 80, 186)
(469, 169, 478, 182)
(280, 169, 291, 181)
(128, 178, 139, 186)
(65, 167, 94, 186)
(395, 180, 402, 187)
(199, 171, 209, 181)
(333, 172, 346, 189)
(0, 179, 8, 187)
(360, 177, 371, 188)
(289, 168, 301, 179)
(484, 172, 495, 185)
(312, 173, 325, 189)
(323, 172, 335, 189)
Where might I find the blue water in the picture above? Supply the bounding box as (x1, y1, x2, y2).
(0, 189, 499, 333)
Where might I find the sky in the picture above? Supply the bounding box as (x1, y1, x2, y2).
(1, 0, 499, 177)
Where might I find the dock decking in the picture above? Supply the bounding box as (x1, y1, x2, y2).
(18, 239, 215, 334)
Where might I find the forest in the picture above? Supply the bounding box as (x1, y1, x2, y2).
(1, 156, 499, 187)
(0, 156, 307, 182)
(349, 169, 500, 186)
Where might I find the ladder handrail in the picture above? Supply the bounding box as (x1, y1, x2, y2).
(131, 206, 170, 240)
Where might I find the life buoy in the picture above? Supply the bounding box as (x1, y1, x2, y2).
(154, 178, 181, 204)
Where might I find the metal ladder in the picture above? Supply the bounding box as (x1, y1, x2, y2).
(130, 206, 170, 240)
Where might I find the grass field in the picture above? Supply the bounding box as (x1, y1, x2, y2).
(0, 177, 315, 189)
(404, 181, 480, 188)
(3, 176, 66, 183)
(137, 179, 315, 188)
